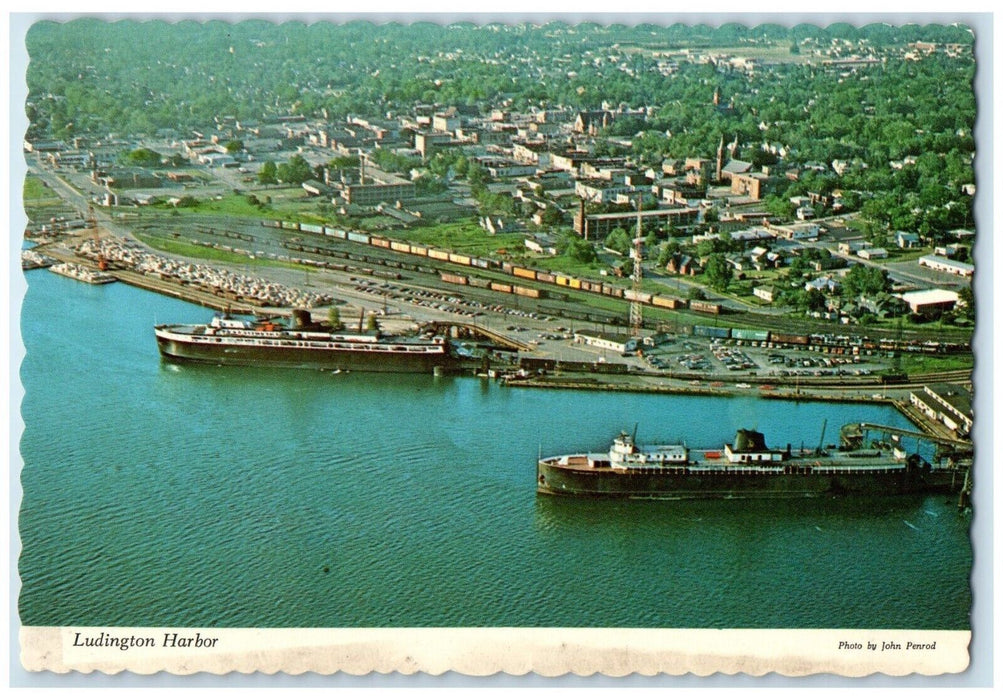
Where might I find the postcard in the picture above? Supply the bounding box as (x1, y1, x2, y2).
(11, 13, 987, 683)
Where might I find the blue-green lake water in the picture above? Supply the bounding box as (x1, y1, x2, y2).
(17, 270, 972, 629)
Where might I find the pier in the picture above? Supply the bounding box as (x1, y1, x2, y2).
(421, 320, 532, 352)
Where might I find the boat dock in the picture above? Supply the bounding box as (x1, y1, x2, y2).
(108, 267, 259, 315)
(48, 261, 117, 285)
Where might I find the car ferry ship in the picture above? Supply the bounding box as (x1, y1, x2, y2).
(155, 311, 478, 374)
(537, 426, 966, 499)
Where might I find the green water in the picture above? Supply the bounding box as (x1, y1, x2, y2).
(17, 271, 972, 629)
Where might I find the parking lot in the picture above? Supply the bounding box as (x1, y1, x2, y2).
(639, 336, 891, 380)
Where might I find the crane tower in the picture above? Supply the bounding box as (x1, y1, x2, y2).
(630, 197, 643, 338)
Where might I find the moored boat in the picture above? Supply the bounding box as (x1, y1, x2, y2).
(537, 426, 967, 499)
(155, 310, 480, 374)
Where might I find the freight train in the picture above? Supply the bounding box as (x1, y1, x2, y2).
(263, 219, 701, 314)
(262, 220, 969, 357)
(688, 325, 964, 357)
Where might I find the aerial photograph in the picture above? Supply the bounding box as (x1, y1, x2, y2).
(15, 16, 979, 673)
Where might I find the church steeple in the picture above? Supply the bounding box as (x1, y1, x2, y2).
(716, 135, 725, 182)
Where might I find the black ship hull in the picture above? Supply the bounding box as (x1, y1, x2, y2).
(156, 334, 475, 374)
(537, 461, 964, 499)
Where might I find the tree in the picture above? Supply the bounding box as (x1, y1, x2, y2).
(538, 207, 564, 227)
(328, 155, 359, 169)
(327, 306, 342, 329)
(121, 147, 162, 167)
(258, 160, 278, 186)
(696, 235, 728, 257)
(843, 265, 890, 299)
(562, 236, 598, 264)
(224, 139, 244, 154)
(957, 284, 974, 321)
(704, 253, 733, 291)
(657, 240, 681, 267)
(805, 288, 827, 313)
(603, 227, 631, 255)
(414, 173, 447, 195)
(366, 313, 379, 332)
(276, 154, 313, 185)
(466, 161, 488, 188)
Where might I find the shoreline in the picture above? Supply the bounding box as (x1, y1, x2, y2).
(498, 375, 967, 445)
(28, 233, 972, 447)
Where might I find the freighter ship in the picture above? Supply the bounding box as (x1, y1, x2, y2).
(537, 426, 967, 499)
(155, 310, 478, 374)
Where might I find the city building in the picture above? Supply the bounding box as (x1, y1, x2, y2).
(919, 254, 974, 277)
(896, 289, 960, 318)
(574, 331, 637, 354)
(574, 206, 699, 239)
(909, 384, 973, 437)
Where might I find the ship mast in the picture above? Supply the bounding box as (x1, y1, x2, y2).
(630, 196, 643, 339)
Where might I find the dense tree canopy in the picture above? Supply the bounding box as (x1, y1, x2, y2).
(843, 264, 892, 299)
(704, 253, 733, 291)
(24, 20, 976, 239)
(120, 147, 162, 167)
(276, 154, 313, 184)
(26, 20, 973, 143)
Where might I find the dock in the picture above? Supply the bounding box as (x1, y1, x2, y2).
(108, 267, 260, 315)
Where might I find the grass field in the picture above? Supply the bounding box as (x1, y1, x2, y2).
(388, 220, 524, 258)
(23, 176, 63, 206)
(897, 353, 974, 375)
(151, 190, 313, 220)
(133, 231, 282, 267)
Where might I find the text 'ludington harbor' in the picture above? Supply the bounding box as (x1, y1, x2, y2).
(71, 631, 219, 651)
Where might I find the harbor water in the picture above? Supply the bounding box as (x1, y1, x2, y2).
(17, 270, 972, 629)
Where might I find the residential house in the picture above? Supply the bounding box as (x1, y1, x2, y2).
(856, 293, 907, 318)
(894, 231, 921, 249)
(838, 240, 868, 255)
(524, 235, 558, 255)
(665, 253, 701, 276)
(858, 247, 888, 260)
(805, 276, 840, 294)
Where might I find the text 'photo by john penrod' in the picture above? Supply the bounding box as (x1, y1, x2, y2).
(17, 18, 976, 677)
